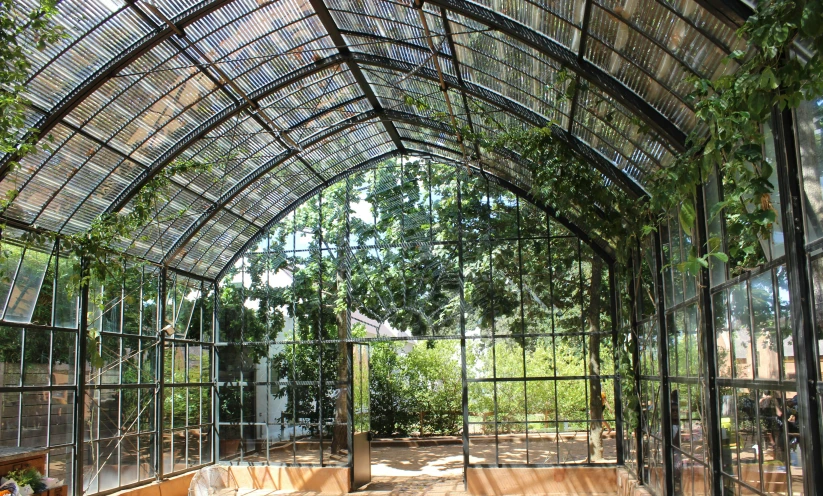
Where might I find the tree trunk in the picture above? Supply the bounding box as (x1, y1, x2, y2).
(797, 102, 823, 238)
(331, 251, 348, 454)
(588, 257, 605, 462)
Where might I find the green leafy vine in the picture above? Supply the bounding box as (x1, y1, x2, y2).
(405, 0, 823, 430)
(0, 0, 64, 211)
(650, 0, 823, 272)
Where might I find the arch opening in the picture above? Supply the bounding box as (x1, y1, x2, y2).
(215, 158, 620, 476)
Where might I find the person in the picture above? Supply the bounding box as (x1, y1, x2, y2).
(601, 392, 612, 434)
(760, 391, 785, 461)
(785, 395, 800, 462)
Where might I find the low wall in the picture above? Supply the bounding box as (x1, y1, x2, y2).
(466, 467, 618, 495)
(616, 467, 652, 496)
(228, 466, 350, 495)
(108, 473, 195, 496)
(102, 466, 350, 496)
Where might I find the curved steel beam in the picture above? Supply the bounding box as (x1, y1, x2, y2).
(308, 0, 404, 149)
(398, 135, 610, 220)
(425, 0, 688, 151)
(132, 99, 375, 263)
(109, 51, 645, 226)
(162, 107, 380, 263)
(5, 0, 717, 190)
(380, 110, 613, 219)
(0, 0, 235, 178)
(106, 53, 347, 214)
(167, 106, 632, 265)
(692, 0, 754, 28)
(212, 147, 614, 281)
(472, 163, 615, 264)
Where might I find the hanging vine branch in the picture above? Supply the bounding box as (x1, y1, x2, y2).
(648, 0, 823, 270)
(407, 0, 823, 274)
(0, 0, 63, 212)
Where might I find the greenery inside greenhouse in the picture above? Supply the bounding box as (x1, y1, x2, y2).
(0, 0, 822, 495)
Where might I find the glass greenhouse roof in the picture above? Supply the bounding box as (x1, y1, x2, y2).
(1, 0, 748, 279)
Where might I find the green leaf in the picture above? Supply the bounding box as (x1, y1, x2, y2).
(759, 68, 779, 90)
(800, 2, 822, 37)
(760, 160, 773, 180)
(678, 203, 696, 236)
(710, 252, 729, 263)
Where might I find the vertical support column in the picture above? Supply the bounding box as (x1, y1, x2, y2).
(212, 280, 219, 465)
(609, 264, 624, 465)
(578, 239, 591, 463)
(773, 107, 823, 495)
(212, 281, 220, 464)
(652, 231, 674, 496)
(515, 197, 530, 464)
(347, 341, 354, 484)
(345, 175, 355, 475)
(157, 267, 167, 481)
(488, 177, 500, 465)
(694, 185, 723, 496)
(629, 249, 643, 480)
(317, 192, 325, 466)
(455, 169, 469, 484)
(74, 259, 90, 496)
(47, 240, 59, 474)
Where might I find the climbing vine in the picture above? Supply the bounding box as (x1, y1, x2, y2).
(0, 0, 63, 212)
(406, 0, 823, 431)
(649, 0, 823, 272)
(411, 0, 823, 274)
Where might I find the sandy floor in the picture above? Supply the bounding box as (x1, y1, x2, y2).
(370, 433, 616, 476)
(230, 435, 619, 494)
(357, 436, 616, 494)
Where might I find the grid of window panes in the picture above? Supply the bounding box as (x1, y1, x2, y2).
(661, 217, 711, 496)
(625, 117, 808, 496)
(215, 158, 619, 467)
(697, 111, 801, 496)
(463, 177, 617, 466)
(0, 229, 215, 496)
(216, 191, 348, 466)
(0, 232, 77, 493)
(618, 261, 637, 476)
(711, 264, 799, 495)
(84, 264, 160, 494)
(161, 275, 214, 475)
(634, 217, 801, 495)
(634, 236, 665, 495)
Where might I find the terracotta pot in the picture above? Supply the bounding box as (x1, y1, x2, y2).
(220, 440, 241, 456)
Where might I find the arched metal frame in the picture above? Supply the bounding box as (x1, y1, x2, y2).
(213, 154, 623, 474)
(75, 37, 658, 277)
(16, 3, 823, 496)
(95, 49, 647, 264)
(3, 0, 728, 266)
(9, 0, 688, 168)
(214, 146, 615, 282)
(163, 107, 624, 271)
(134, 42, 654, 274)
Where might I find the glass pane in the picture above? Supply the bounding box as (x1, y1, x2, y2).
(5, 244, 53, 323)
(751, 272, 779, 380)
(762, 122, 785, 259)
(729, 282, 753, 379)
(797, 97, 823, 243)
